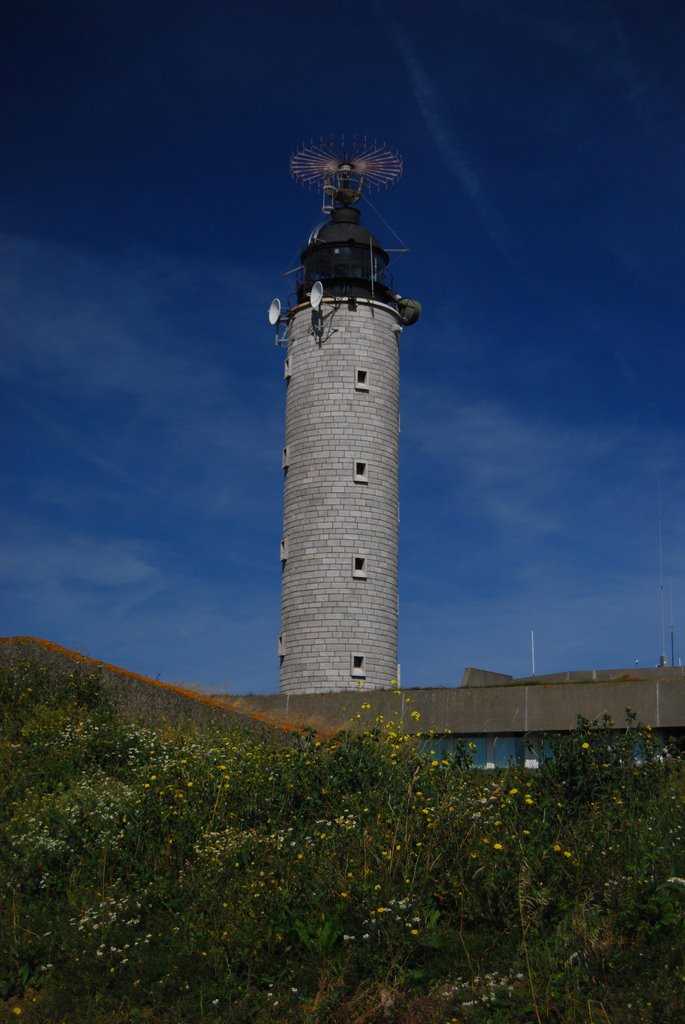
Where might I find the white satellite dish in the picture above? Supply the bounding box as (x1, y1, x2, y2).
(310, 281, 323, 310)
(268, 298, 282, 325)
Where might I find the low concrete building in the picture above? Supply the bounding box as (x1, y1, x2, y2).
(238, 665, 685, 768)
(3, 638, 683, 767)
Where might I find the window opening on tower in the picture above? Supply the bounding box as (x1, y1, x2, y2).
(354, 461, 368, 483)
(352, 556, 368, 579)
(351, 653, 366, 678)
(355, 367, 369, 391)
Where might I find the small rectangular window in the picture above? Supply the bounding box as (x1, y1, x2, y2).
(353, 460, 368, 483)
(280, 538, 288, 562)
(284, 355, 292, 380)
(278, 634, 285, 657)
(352, 555, 367, 579)
(282, 445, 289, 469)
(351, 653, 366, 678)
(355, 367, 369, 391)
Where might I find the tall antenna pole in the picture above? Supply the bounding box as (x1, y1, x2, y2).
(658, 477, 668, 666)
(670, 575, 675, 668)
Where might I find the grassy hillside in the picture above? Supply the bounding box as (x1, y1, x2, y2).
(0, 637, 298, 736)
(1, 656, 683, 1023)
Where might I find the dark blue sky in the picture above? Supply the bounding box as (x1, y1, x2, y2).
(3, 0, 685, 691)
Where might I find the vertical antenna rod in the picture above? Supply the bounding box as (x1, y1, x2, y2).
(658, 477, 668, 666)
(670, 575, 675, 668)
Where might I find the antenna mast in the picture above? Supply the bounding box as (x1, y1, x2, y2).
(658, 478, 668, 666)
(290, 137, 403, 212)
(669, 575, 676, 667)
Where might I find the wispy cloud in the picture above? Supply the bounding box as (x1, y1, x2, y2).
(0, 233, 282, 514)
(0, 518, 279, 692)
(1, 235, 259, 411)
(462, 0, 652, 124)
(405, 384, 684, 544)
(398, 380, 685, 681)
(373, 3, 514, 264)
(0, 232, 284, 690)
(460, 0, 605, 57)
(0, 529, 159, 588)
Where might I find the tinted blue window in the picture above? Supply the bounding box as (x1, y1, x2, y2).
(493, 736, 525, 768)
(465, 737, 488, 768)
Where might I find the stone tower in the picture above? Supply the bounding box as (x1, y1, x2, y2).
(275, 142, 420, 694)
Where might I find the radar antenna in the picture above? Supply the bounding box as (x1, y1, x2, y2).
(290, 137, 402, 212)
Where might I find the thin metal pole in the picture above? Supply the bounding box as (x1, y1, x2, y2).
(531, 628, 536, 677)
(670, 576, 675, 668)
(369, 236, 375, 300)
(658, 479, 668, 665)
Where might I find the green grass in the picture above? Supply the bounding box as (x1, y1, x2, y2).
(1, 660, 683, 1023)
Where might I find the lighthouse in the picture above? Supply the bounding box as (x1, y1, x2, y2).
(272, 140, 420, 695)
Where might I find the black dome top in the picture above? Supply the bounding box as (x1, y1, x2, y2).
(297, 207, 393, 304)
(304, 207, 386, 255)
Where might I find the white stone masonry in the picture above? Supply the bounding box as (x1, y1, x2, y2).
(279, 297, 400, 694)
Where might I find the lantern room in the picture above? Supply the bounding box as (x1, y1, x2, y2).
(296, 206, 394, 304)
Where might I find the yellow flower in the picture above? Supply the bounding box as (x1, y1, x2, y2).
(340, 892, 349, 898)
(581, 742, 590, 750)
(410, 928, 419, 936)
(493, 843, 503, 851)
